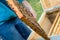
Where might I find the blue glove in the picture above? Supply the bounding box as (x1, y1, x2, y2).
(0, 18, 25, 40)
(0, 2, 16, 25)
(0, 1, 31, 40)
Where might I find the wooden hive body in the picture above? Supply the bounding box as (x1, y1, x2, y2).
(28, 0, 60, 40)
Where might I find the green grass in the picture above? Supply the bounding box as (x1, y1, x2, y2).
(27, 0, 43, 20)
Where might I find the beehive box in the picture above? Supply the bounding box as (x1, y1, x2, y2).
(28, 0, 60, 40)
(40, 0, 60, 36)
(27, 12, 60, 40)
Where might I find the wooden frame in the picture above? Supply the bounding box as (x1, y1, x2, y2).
(48, 12, 60, 36)
(40, 0, 60, 36)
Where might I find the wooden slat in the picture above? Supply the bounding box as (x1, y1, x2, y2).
(41, 0, 60, 9)
(52, 16, 60, 35)
(27, 32, 41, 40)
(55, 22, 60, 35)
(40, 0, 51, 9)
(49, 0, 60, 7)
(40, 16, 52, 34)
(48, 12, 60, 36)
